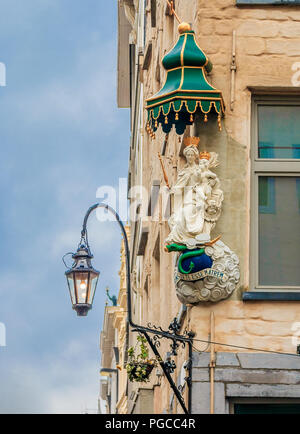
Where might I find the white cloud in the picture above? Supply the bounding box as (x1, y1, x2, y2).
(0, 338, 101, 414)
(7, 40, 118, 132)
(0, 0, 60, 36)
(0, 0, 127, 414)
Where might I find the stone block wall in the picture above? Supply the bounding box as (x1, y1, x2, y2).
(133, 0, 300, 414)
(192, 352, 300, 413)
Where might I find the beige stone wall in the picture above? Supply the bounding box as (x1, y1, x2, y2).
(190, 300, 300, 354)
(114, 234, 130, 414)
(132, 0, 300, 414)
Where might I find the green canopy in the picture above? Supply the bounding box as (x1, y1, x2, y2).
(146, 28, 225, 136)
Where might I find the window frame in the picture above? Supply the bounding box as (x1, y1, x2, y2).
(250, 95, 300, 293)
(229, 398, 300, 414)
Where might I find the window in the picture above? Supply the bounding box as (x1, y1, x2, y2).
(237, 0, 300, 4)
(150, 0, 156, 28)
(250, 96, 300, 293)
(230, 398, 300, 414)
(234, 403, 300, 414)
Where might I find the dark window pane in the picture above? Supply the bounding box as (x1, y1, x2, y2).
(259, 177, 275, 212)
(237, 0, 300, 4)
(258, 105, 300, 159)
(235, 404, 300, 415)
(258, 176, 300, 286)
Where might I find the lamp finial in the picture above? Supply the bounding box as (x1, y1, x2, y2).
(178, 22, 191, 34)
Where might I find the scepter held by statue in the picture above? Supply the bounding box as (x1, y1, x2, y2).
(158, 152, 171, 189)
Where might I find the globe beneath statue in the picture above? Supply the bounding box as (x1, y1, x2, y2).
(178, 249, 213, 276)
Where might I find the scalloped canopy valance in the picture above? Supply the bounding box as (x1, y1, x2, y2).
(146, 28, 225, 136)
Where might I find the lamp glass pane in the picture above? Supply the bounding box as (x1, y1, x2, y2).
(67, 274, 76, 305)
(75, 271, 89, 304)
(88, 271, 99, 305)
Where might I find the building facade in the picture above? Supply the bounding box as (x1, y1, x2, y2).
(115, 0, 300, 414)
(100, 230, 130, 414)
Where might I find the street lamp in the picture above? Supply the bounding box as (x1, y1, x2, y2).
(64, 226, 100, 316)
(63, 204, 124, 317)
(65, 244, 100, 317)
(63, 203, 194, 414)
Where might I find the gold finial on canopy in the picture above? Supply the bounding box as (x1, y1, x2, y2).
(178, 22, 191, 34)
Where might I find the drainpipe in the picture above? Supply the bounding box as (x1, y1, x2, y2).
(210, 312, 216, 414)
(131, 389, 140, 414)
(230, 30, 237, 111)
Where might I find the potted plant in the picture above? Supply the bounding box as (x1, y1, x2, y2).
(126, 335, 158, 383)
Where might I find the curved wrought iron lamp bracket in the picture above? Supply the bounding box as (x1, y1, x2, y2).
(82, 203, 195, 415)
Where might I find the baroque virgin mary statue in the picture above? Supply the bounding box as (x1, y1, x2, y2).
(165, 137, 223, 249)
(165, 137, 240, 304)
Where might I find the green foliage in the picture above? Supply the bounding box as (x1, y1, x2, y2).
(126, 335, 157, 383)
(127, 347, 134, 357)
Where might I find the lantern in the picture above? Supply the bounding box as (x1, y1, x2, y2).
(65, 244, 100, 316)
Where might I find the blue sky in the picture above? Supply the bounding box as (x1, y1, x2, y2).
(0, 0, 130, 413)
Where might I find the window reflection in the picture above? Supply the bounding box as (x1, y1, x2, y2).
(258, 176, 300, 286)
(258, 105, 300, 159)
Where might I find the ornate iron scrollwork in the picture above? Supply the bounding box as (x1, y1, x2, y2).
(147, 322, 164, 332)
(168, 317, 181, 334)
(165, 358, 176, 374)
(152, 334, 163, 348)
(134, 320, 194, 414)
(168, 317, 190, 356)
(170, 339, 180, 356)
